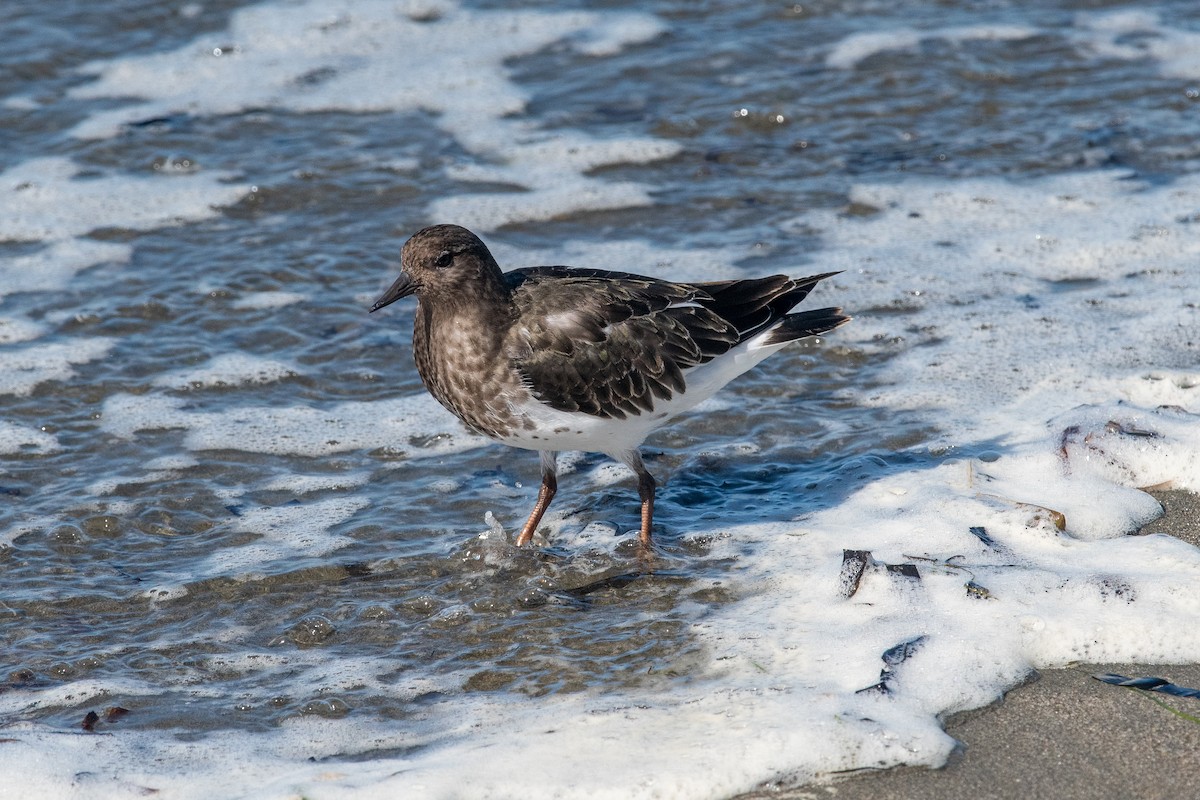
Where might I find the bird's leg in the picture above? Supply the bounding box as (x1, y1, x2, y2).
(620, 450, 657, 549)
(637, 469, 656, 548)
(515, 451, 558, 547)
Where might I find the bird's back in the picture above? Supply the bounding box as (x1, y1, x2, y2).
(503, 267, 847, 421)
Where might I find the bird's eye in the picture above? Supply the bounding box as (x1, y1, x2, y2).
(434, 251, 453, 269)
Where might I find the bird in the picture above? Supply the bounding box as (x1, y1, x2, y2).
(370, 224, 849, 550)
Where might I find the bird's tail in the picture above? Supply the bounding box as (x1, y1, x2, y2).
(761, 307, 851, 346)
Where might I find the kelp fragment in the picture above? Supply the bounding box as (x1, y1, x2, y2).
(838, 550, 922, 599)
(837, 550, 872, 598)
(1094, 673, 1200, 699)
(968, 525, 998, 548)
(857, 635, 929, 695)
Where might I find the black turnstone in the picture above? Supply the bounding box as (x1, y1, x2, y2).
(370, 224, 849, 549)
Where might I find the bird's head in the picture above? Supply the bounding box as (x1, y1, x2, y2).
(370, 224, 504, 312)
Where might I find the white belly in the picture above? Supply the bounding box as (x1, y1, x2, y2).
(495, 326, 793, 457)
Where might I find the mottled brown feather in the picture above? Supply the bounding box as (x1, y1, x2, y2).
(502, 267, 844, 419)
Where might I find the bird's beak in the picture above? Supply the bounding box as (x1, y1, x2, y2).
(369, 271, 418, 313)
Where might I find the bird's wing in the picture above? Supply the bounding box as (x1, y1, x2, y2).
(504, 268, 740, 419)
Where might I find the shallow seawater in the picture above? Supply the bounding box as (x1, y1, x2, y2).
(1, 0, 1199, 797)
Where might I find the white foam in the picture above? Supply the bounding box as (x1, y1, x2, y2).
(145, 454, 200, 470)
(0, 421, 60, 455)
(0, 317, 46, 344)
(1, 157, 248, 242)
(0, 157, 249, 313)
(0, 337, 114, 397)
(86, 455, 200, 496)
(431, 131, 682, 230)
(231, 291, 307, 310)
(787, 170, 1200, 440)
(2, 95, 39, 111)
(826, 12, 1200, 80)
(489, 236, 752, 283)
(826, 24, 1037, 70)
(0, 677, 195, 718)
(197, 497, 369, 577)
(1075, 10, 1200, 79)
(0, 239, 131, 302)
(65, 0, 676, 229)
(258, 472, 371, 494)
(100, 391, 488, 458)
(152, 353, 300, 389)
(70, 1, 663, 134)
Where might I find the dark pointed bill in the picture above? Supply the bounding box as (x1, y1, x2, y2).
(369, 271, 418, 312)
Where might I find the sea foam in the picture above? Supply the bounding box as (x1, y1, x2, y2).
(66, 0, 677, 231)
(8, 166, 1197, 800)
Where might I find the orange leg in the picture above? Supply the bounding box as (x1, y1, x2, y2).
(515, 472, 556, 546)
(514, 451, 558, 547)
(632, 455, 657, 549)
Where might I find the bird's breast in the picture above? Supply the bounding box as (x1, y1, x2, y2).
(412, 306, 529, 440)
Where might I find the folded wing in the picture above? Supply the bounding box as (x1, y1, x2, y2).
(505, 268, 841, 420)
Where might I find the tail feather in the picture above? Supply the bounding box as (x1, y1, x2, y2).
(761, 307, 851, 346)
(699, 271, 844, 340)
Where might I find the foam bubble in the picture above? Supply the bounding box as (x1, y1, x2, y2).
(826, 24, 1037, 70)
(1075, 10, 1200, 79)
(258, 472, 371, 494)
(0, 421, 60, 455)
(0, 337, 114, 397)
(0, 317, 45, 344)
(825, 12, 1200, 79)
(152, 353, 301, 389)
(1, 157, 248, 242)
(195, 497, 370, 578)
(100, 391, 488, 458)
(230, 291, 307, 310)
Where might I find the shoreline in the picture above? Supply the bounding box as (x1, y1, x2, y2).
(752, 489, 1200, 800)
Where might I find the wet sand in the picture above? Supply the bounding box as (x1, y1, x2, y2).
(753, 490, 1200, 800)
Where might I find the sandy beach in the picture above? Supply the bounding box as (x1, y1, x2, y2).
(755, 490, 1200, 800)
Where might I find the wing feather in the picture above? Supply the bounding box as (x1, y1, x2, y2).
(502, 267, 840, 419)
(504, 269, 736, 418)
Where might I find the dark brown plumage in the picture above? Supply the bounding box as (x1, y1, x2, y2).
(370, 224, 849, 550)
